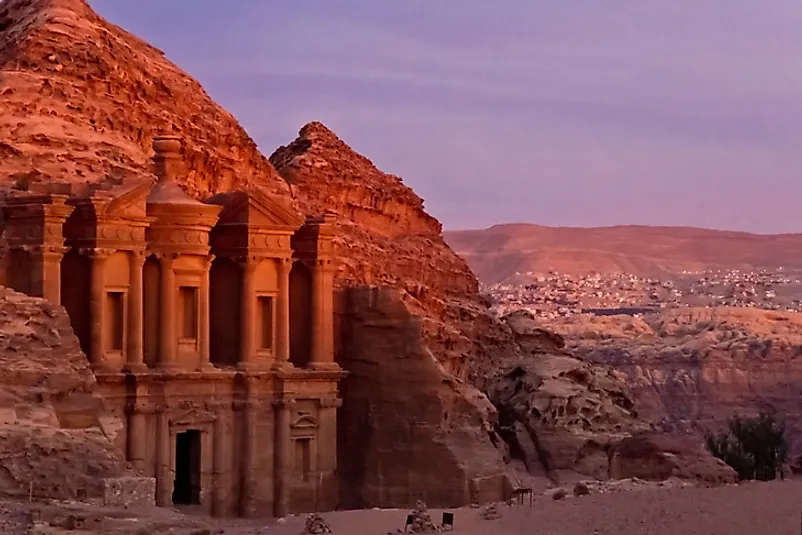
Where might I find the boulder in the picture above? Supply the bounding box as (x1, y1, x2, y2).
(0, 287, 129, 501)
(488, 311, 650, 480)
(609, 434, 737, 485)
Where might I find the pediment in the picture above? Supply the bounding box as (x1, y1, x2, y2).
(101, 179, 154, 221)
(169, 407, 217, 427)
(291, 412, 318, 430)
(211, 190, 303, 230)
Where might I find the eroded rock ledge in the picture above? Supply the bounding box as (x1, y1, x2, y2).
(486, 310, 733, 485)
(0, 287, 129, 501)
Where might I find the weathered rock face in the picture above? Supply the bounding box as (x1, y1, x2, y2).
(271, 123, 520, 381)
(337, 287, 509, 508)
(609, 434, 737, 485)
(0, 0, 291, 201)
(488, 311, 652, 481)
(543, 307, 802, 454)
(273, 124, 519, 506)
(0, 287, 128, 501)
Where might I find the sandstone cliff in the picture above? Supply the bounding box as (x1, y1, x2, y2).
(0, 0, 291, 200)
(488, 311, 735, 484)
(270, 122, 518, 383)
(542, 307, 802, 454)
(272, 124, 518, 504)
(0, 287, 128, 500)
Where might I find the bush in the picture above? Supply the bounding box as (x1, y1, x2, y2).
(705, 409, 788, 481)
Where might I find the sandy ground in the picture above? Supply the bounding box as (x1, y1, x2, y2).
(12, 479, 802, 534)
(244, 480, 802, 535)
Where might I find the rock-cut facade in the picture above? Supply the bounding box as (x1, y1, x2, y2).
(0, 135, 346, 517)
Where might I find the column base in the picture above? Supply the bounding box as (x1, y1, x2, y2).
(90, 361, 115, 374)
(271, 360, 295, 372)
(307, 361, 342, 372)
(237, 360, 272, 372)
(157, 361, 181, 372)
(122, 362, 148, 374)
(198, 361, 218, 372)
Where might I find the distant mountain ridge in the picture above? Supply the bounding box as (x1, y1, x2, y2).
(444, 223, 802, 284)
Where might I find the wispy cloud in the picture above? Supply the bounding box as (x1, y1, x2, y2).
(90, 0, 802, 233)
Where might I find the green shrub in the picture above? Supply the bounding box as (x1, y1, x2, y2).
(705, 409, 788, 481)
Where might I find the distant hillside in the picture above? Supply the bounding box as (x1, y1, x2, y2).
(444, 224, 802, 284)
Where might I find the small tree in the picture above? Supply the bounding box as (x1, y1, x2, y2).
(705, 409, 788, 481)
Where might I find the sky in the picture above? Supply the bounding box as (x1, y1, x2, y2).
(89, 1, 802, 233)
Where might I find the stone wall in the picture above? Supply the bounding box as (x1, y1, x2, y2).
(336, 287, 509, 508)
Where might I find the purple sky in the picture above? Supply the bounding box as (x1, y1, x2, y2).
(89, 1, 802, 233)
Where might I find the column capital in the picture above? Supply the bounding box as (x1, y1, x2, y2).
(318, 398, 343, 409)
(35, 245, 67, 256)
(78, 247, 114, 259)
(302, 257, 337, 271)
(130, 248, 148, 261)
(272, 398, 297, 410)
(153, 251, 179, 262)
(204, 400, 231, 412)
(233, 399, 264, 411)
(237, 255, 261, 270)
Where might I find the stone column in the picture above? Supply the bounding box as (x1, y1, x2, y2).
(274, 257, 293, 369)
(89, 249, 108, 370)
(309, 259, 337, 370)
(30, 247, 65, 305)
(273, 398, 295, 518)
(238, 259, 257, 370)
(155, 407, 171, 506)
(239, 399, 258, 517)
(315, 398, 342, 511)
(125, 251, 147, 372)
(212, 407, 228, 516)
(126, 406, 147, 473)
(158, 254, 178, 369)
(199, 254, 214, 370)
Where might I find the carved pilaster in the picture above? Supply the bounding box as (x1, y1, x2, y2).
(158, 253, 178, 370)
(89, 248, 114, 371)
(212, 407, 228, 516)
(238, 391, 265, 517)
(126, 410, 147, 473)
(155, 409, 171, 505)
(124, 250, 147, 373)
(308, 258, 338, 370)
(29, 245, 67, 305)
(273, 397, 296, 517)
(199, 254, 215, 370)
(238, 257, 258, 370)
(274, 257, 294, 370)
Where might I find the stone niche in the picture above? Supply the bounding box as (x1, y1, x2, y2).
(0, 135, 347, 518)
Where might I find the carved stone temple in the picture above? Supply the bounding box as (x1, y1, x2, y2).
(0, 136, 346, 517)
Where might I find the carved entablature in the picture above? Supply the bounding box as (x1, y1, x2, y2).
(169, 406, 217, 427)
(2, 193, 74, 250)
(146, 200, 221, 256)
(207, 190, 303, 260)
(291, 210, 337, 263)
(64, 182, 152, 251)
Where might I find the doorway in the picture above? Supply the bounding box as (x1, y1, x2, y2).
(173, 430, 202, 505)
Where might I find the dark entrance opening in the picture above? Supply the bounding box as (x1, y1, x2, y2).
(173, 430, 201, 505)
